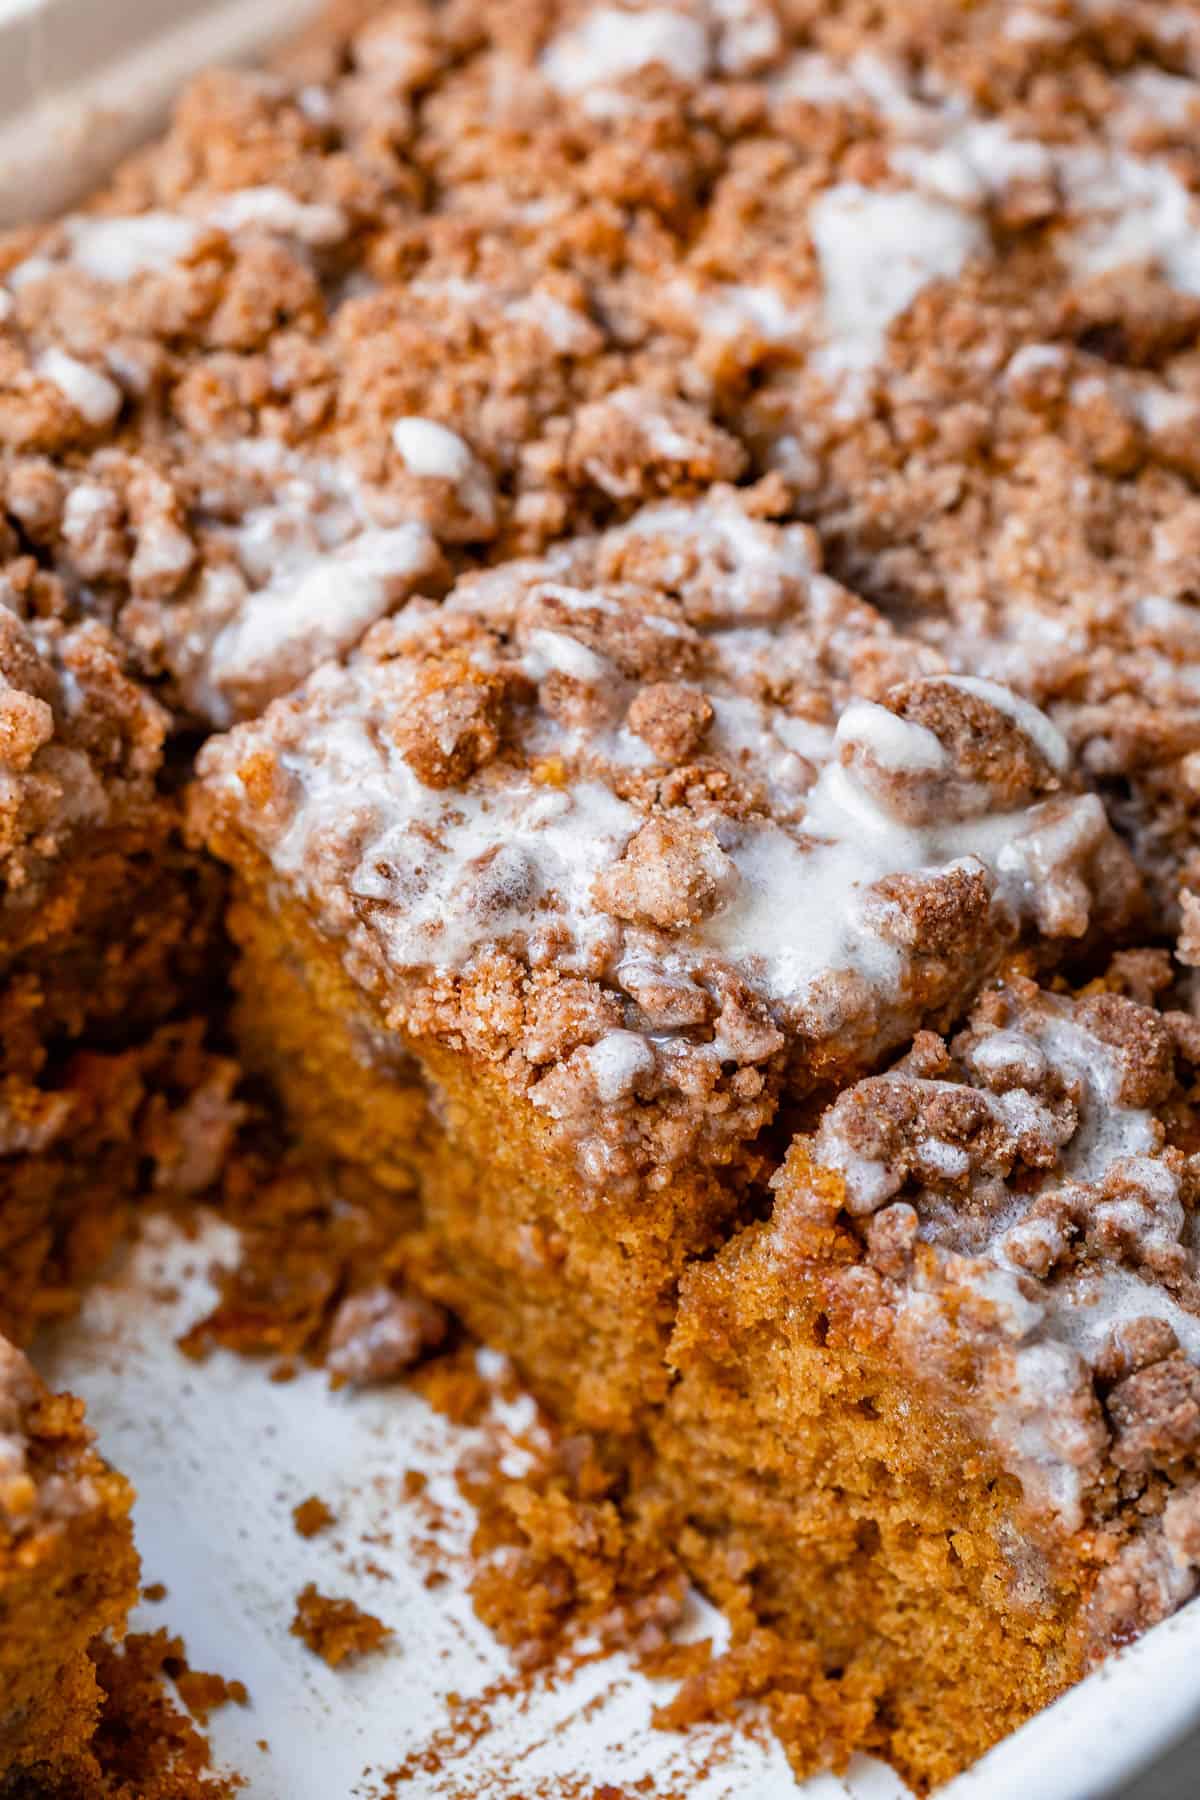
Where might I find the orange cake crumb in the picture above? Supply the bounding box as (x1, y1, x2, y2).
(292, 1496, 336, 1539)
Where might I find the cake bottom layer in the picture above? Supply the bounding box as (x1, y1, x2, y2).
(224, 875, 768, 1434)
(651, 1231, 1089, 1794)
(0, 1344, 139, 1795)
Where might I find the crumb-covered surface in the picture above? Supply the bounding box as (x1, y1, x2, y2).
(0, 0, 1192, 938)
(193, 500, 1138, 1196)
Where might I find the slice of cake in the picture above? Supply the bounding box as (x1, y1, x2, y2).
(0, 1336, 138, 1788)
(656, 967, 1200, 1791)
(191, 489, 1139, 1432)
(0, 597, 234, 1344)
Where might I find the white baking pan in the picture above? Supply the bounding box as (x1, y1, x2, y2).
(9, 1, 1200, 1793)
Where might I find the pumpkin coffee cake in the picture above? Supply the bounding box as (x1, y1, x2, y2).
(659, 967, 1200, 1787)
(10, 0, 1200, 1791)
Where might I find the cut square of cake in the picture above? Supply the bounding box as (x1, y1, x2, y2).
(192, 485, 1140, 1432)
(657, 966, 1200, 1790)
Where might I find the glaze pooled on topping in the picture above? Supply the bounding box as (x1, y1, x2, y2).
(194, 487, 1139, 1191)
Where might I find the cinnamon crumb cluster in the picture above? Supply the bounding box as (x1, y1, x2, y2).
(772, 963, 1200, 1646)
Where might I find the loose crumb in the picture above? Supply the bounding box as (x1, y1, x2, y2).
(289, 1583, 391, 1667)
(292, 1495, 335, 1538)
(167, 1657, 250, 1727)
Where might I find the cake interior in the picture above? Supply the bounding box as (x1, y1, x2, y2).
(653, 1222, 1089, 1792)
(218, 850, 773, 1432)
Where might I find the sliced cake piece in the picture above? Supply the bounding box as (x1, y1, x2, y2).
(657, 966, 1200, 1792)
(0, 1336, 138, 1790)
(0, 597, 234, 1345)
(191, 488, 1139, 1432)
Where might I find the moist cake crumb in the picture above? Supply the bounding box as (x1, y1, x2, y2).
(290, 1582, 392, 1667)
(168, 1663, 250, 1729)
(292, 1495, 336, 1539)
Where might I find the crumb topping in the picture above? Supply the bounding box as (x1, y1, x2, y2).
(195, 487, 1138, 1189)
(2, 0, 1199, 955)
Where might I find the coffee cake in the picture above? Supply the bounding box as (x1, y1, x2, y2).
(7, 0, 1200, 1791)
(191, 493, 1138, 1432)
